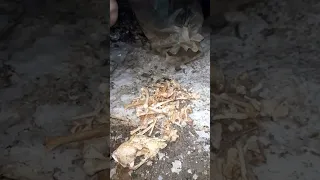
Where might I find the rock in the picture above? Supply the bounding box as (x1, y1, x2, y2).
(171, 160, 182, 174)
(192, 174, 198, 179)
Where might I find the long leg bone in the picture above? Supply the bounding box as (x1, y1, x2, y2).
(45, 126, 108, 150)
(131, 157, 149, 170)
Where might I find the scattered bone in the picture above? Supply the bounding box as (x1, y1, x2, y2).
(211, 70, 281, 180)
(211, 157, 225, 180)
(237, 142, 248, 180)
(250, 82, 263, 94)
(213, 113, 249, 120)
(112, 80, 199, 170)
(163, 128, 179, 142)
(125, 80, 198, 137)
(223, 148, 239, 178)
(244, 96, 261, 112)
(213, 93, 256, 118)
(82, 139, 110, 176)
(45, 125, 109, 150)
(112, 135, 167, 170)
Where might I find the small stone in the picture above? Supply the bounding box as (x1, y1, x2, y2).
(171, 160, 182, 174)
(193, 174, 198, 180)
(158, 152, 165, 160)
(147, 161, 153, 166)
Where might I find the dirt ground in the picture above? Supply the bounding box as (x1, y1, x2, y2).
(1, 0, 210, 180)
(109, 1, 210, 179)
(0, 0, 110, 179)
(211, 0, 320, 180)
(0, 0, 320, 180)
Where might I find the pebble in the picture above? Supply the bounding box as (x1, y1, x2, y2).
(171, 160, 182, 174)
(193, 174, 198, 180)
